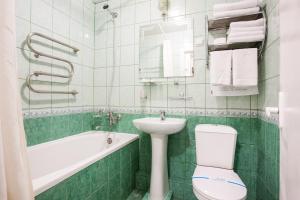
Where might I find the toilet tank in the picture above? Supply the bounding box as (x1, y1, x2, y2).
(195, 124, 237, 169)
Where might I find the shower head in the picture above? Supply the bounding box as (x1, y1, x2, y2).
(102, 4, 118, 19)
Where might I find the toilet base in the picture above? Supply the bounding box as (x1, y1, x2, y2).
(193, 188, 210, 200)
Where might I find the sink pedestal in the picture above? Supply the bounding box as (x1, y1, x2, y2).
(132, 117, 186, 200)
(149, 134, 169, 200)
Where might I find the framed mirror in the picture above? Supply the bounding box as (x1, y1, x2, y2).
(139, 19, 194, 80)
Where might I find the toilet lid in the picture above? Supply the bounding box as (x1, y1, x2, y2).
(192, 166, 247, 200)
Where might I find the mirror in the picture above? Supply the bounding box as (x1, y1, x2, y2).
(139, 19, 194, 80)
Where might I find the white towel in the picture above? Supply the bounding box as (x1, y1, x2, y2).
(211, 85, 259, 96)
(213, 0, 263, 12)
(213, 7, 260, 19)
(228, 30, 265, 37)
(232, 48, 258, 87)
(209, 50, 232, 86)
(230, 18, 265, 28)
(228, 26, 265, 35)
(227, 34, 265, 43)
(213, 37, 227, 45)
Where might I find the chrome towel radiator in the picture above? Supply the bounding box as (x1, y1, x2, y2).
(26, 32, 79, 95)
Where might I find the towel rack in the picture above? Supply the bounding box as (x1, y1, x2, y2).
(26, 32, 79, 95)
(205, 5, 267, 69)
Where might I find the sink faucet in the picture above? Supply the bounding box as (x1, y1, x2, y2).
(160, 111, 166, 121)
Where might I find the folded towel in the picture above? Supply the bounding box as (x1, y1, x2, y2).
(227, 34, 265, 43)
(214, 7, 260, 19)
(228, 30, 265, 37)
(230, 18, 265, 28)
(211, 85, 259, 96)
(228, 26, 265, 35)
(213, 37, 227, 45)
(209, 50, 232, 86)
(232, 48, 258, 87)
(214, 0, 263, 12)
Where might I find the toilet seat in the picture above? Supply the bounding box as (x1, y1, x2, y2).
(192, 166, 247, 200)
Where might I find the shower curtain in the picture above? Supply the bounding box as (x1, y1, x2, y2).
(0, 0, 34, 199)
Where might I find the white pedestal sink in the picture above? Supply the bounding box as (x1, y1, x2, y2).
(133, 117, 186, 200)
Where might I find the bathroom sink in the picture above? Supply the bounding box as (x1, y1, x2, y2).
(133, 117, 186, 200)
(133, 117, 186, 135)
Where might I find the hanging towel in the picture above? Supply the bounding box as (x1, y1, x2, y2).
(227, 34, 265, 43)
(163, 40, 174, 77)
(228, 26, 265, 35)
(209, 50, 232, 86)
(232, 48, 258, 87)
(211, 85, 259, 96)
(213, 0, 263, 12)
(230, 18, 265, 28)
(213, 7, 260, 19)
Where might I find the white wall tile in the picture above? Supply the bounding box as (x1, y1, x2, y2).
(135, 1, 151, 23)
(94, 86, 107, 106)
(121, 5, 135, 26)
(120, 45, 134, 65)
(107, 67, 120, 86)
(120, 65, 135, 86)
(107, 86, 120, 106)
(16, 17, 30, 50)
(94, 68, 107, 86)
(53, 9, 70, 37)
(53, 0, 70, 15)
(31, 0, 53, 30)
(120, 86, 135, 107)
(121, 25, 135, 45)
(150, 84, 167, 107)
(16, 0, 31, 20)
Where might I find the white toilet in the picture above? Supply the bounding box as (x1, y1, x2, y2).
(192, 124, 247, 200)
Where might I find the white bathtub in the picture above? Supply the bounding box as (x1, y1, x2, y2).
(27, 131, 139, 196)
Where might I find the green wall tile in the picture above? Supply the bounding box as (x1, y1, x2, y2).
(28, 113, 279, 200)
(24, 112, 94, 146)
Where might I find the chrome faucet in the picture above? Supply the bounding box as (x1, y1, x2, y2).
(107, 111, 121, 126)
(160, 111, 166, 121)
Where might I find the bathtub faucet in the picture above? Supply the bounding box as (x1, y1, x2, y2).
(107, 111, 121, 126)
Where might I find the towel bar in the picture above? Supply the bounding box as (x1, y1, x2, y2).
(26, 32, 79, 95)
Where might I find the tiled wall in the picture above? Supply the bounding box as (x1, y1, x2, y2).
(16, 0, 95, 115)
(35, 140, 139, 200)
(258, 0, 280, 110)
(256, 119, 280, 200)
(257, 0, 280, 199)
(93, 0, 258, 114)
(24, 112, 94, 146)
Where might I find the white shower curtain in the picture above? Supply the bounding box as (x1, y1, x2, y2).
(0, 0, 34, 199)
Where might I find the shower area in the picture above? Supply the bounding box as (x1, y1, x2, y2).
(16, 0, 121, 127)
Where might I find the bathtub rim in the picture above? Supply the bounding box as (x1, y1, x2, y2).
(28, 131, 139, 196)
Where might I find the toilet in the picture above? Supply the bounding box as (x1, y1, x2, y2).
(192, 124, 247, 200)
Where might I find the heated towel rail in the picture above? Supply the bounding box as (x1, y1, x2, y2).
(26, 32, 79, 95)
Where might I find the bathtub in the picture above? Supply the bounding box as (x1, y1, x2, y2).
(27, 131, 139, 196)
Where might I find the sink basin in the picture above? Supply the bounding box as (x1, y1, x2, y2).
(133, 117, 186, 200)
(133, 117, 186, 135)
